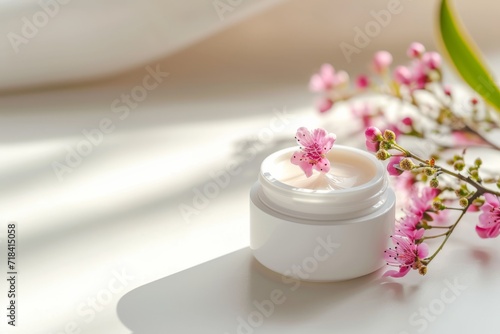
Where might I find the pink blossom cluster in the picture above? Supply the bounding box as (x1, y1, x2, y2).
(384, 187, 439, 277)
(362, 125, 500, 277)
(307, 42, 500, 278)
(393, 42, 442, 91)
(309, 43, 442, 115)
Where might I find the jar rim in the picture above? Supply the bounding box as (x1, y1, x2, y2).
(260, 145, 385, 195)
(258, 145, 389, 220)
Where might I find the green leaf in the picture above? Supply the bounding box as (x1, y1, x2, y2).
(438, 0, 500, 111)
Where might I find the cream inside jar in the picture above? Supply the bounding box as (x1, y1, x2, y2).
(274, 148, 376, 190)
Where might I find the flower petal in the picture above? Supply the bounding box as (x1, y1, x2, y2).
(387, 156, 403, 176)
(383, 266, 410, 278)
(290, 151, 306, 165)
(295, 127, 315, 147)
(312, 128, 328, 143)
(417, 242, 429, 258)
(365, 140, 379, 152)
(316, 97, 334, 113)
(484, 193, 500, 208)
(314, 128, 336, 152)
(476, 223, 500, 239)
(300, 162, 314, 178)
(476, 225, 491, 239)
(314, 157, 330, 173)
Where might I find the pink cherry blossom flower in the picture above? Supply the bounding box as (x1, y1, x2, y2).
(291, 127, 336, 178)
(364, 126, 382, 152)
(309, 64, 348, 92)
(373, 51, 393, 74)
(476, 194, 500, 238)
(408, 187, 439, 219)
(396, 214, 425, 240)
(393, 169, 417, 193)
(403, 186, 448, 224)
(384, 234, 429, 278)
(407, 42, 425, 58)
(394, 50, 440, 91)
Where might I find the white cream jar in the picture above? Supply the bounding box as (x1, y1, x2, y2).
(250, 145, 395, 281)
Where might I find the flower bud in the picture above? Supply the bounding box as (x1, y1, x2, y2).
(418, 265, 428, 276)
(430, 178, 439, 188)
(453, 161, 465, 171)
(356, 75, 370, 90)
(423, 167, 435, 176)
(459, 197, 469, 208)
(376, 149, 391, 161)
(373, 51, 393, 74)
(399, 158, 415, 171)
(407, 42, 425, 58)
(394, 66, 412, 85)
(455, 185, 470, 197)
(422, 52, 442, 70)
(432, 199, 445, 211)
(383, 129, 396, 142)
(473, 197, 485, 207)
(475, 158, 482, 167)
(381, 141, 392, 150)
(401, 117, 413, 126)
(365, 126, 382, 142)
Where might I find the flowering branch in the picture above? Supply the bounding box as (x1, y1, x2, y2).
(367, 126, 500, 276)
(309, 42, 500, 278)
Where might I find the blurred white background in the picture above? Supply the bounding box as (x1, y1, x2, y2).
(0, 1, 499, 333)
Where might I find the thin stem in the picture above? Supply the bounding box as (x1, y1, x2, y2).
(422, 232, 449, 240)
(426, 224, 453, 229)
(423, 207, 468, 264)
(443, 207, 467, 211)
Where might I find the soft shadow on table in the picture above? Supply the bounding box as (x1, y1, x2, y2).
(117, 248, 400, 334)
